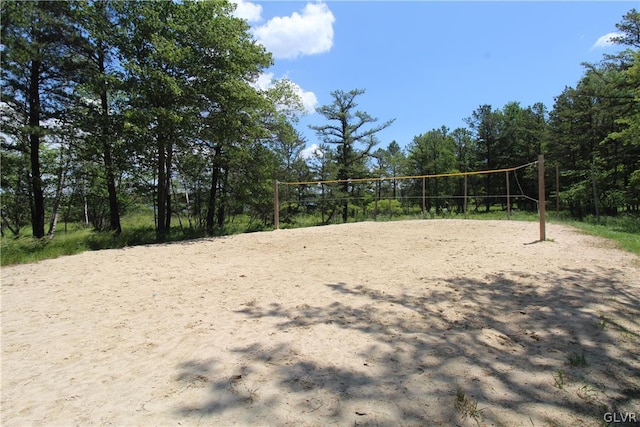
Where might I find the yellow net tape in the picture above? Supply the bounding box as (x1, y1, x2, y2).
(278, 161, 538, 186)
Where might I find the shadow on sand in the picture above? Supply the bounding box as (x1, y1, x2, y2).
(174, 266, 640, 426)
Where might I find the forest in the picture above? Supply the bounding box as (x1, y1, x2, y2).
(1, 1, 639, 246)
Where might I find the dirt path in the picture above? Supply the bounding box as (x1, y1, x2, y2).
(2, 220, 639, 426)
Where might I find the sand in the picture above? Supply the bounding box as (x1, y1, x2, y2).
(1, 219, 639, 426)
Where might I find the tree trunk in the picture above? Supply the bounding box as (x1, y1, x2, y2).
(164, 142, 173, 232)
(29, 58, 45, 238)
(1, 212, 19, 237)
(591, 163, 600, 220)
(206, 146, 221, 235)
(217, 166, 228, 231)
(485, 174, 491, 212)
(103, 142, 121, 235)
(98, 46, 121, 235)
(157, 135, 167, 240)
(48, 140, 69, 238)
(342, 181, 349, 223)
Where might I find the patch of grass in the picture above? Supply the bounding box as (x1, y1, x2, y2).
(454, 385, 484, 423)
(567, 351, 588, 368)
(576, 382, 598, 402)
(553, 369, 566, 389)
(0, 211, 276, 266)
(1, 229, 92, 265)
(615, 324, 637, 342)
(562, 215, 640, 256)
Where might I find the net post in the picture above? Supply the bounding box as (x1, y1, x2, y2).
(374, 180, 379, 220)
(274, 179, 279, 230)
(506, 170, 511, 220)
(538, 155, 546, 241)
(464, 174, 468, 219)
(422, 177, 426, 217)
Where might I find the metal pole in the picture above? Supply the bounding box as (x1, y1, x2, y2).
(538, 155, 546, 241)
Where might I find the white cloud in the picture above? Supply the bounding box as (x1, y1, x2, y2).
(592, 32, 622, 49)
(252, 72, 318, 114)
(289, 80, 318, 114)
(230, 0, 262, 23)
(253, 2, 335, 59)
(253, 72, 274, 91)
(299, 143, 324, 160)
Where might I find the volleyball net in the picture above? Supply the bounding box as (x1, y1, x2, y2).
(274, 155, 548, 240)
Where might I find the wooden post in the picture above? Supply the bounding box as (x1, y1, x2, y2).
(374, 180, 379, 220)
(274, 179, 279, 230)
(538, 155, 546, 241)
(555, 164, 560, 214)
(422, 177, 426, 217)
(464, 174, 468, 219)
(506, 170, 511, 220)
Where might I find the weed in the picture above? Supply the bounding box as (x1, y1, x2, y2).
(613, 323, 638, 342)
(596, 315, 607, 330)
(554, 370, 566, 389)
(454, 386, 484, 424)
(577, 382, 598, 402)
(245, 386, 259, 404)
(568, 351, 588, 367)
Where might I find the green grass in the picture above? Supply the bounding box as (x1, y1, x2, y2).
(0, 210, 277, 266)
(567, 351, 588, 367)
(1, 229, 93, 265)
(454, 385, 484, 422)
(2, 209, 638, 266)
(553, 369, 566, 389)
(562, 215, 640, 256)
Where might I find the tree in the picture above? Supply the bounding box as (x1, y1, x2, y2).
(498, 102, 547, 210)
(407, 126, 457, 212)
(310, 89, 395, 222)
(306, 144, 339, 224)
(75, 0, 124, 235)
(384, 140, 407, 198)
(465, 105, 504, 211)
(1, 1, 84, 238)
(612, 8, 640, 49)
(451, 127, 476, 173)
(117, 0, 272, 238)
(608, 9, 640, 211)
(548, 24, 639, 217)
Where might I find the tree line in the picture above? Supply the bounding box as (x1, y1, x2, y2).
(1, 2, 638, 240)
(294, 9, 639, 223)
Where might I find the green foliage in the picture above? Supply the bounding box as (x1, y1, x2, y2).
(310, 89, 395, 223)
(1, 4, 638, 251)
(1, 230, 92, 266)
(366, 199, 405, 217)
(565, 214, 640, 256)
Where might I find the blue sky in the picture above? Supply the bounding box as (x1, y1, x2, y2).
(232, 1, 634, 156)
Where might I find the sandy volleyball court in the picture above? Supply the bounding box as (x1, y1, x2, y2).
(1, 220, 639, 426)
